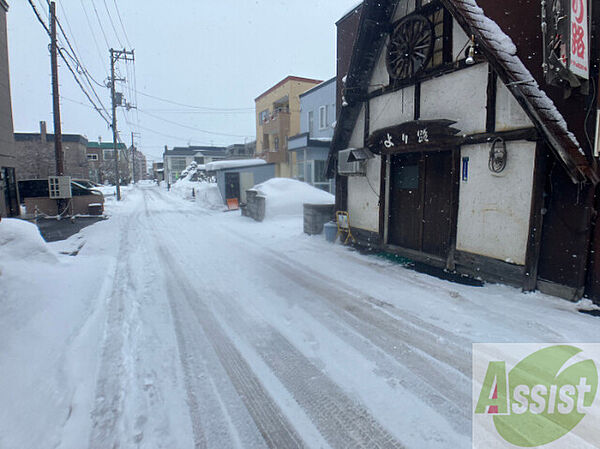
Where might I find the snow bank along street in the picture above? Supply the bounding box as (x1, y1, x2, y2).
(1, 183, 599, 449)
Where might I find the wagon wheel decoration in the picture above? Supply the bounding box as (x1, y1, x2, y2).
(386, 15, 434, 80)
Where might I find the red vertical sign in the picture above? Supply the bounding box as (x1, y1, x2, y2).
(570, 0, 589, 79)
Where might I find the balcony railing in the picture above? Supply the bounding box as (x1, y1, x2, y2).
(262, 110, 290, 136)
(264, 149, 288, 164)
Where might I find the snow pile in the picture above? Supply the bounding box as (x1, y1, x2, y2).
(205, 159, 266, 171)
(0, 218, 56, 263)
(171, 178, 223, 209)
(252, 178, 334, 218)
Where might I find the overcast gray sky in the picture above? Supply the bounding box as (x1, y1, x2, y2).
(7, 0, 360, 163)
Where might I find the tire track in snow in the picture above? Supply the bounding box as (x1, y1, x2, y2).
(186, 217, 472, 423)
(150, 192, 471, 435)
(150, 201, 405, 449)
(87, 214, 136, 448)
(156, 244, 306, 449)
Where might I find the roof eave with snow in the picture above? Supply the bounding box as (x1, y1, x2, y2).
(328, 0, 598, 185)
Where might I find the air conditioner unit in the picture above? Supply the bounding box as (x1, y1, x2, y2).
(48, 176, 72, 199)
(337, 148, 366, 176)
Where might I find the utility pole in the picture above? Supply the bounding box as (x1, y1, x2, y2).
(131, 131, 135, 184)
(109, 48, 134, 200)
(49, 1, 63, 177)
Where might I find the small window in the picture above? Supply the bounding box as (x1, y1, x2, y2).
(319, 106, 327, 129)
(87, 154, 99, 161)
(103, 149, 115, 160)
(274, 136, 280, 150)
(171, 157, 187, 171)
(314, 160, 327, 183)
(259, 109, 269, 123)
(308, 111, 314, 136)
(396, 164, 419, 190)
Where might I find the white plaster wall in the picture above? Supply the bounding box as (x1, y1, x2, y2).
(369, 87, 415, 133)
(456, 141, 536, 265)
(420, 63, 488, 135)
(452, 18, 470, 61)
(348, 105, 365, 148)
(369, 41, 391, 93)
(348, 155, 381, 232)
(495, 79, 534, 131)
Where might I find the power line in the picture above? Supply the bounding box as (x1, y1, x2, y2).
(102, 0, 124, 47)
(27, 0, 111, 126)
(134, 89, 254, 111)
(79, 0, 109, 75)
(112, 0, 131, 47)
(90, 0, 111, 48)
(136, 108, 253, 138)
(136, 108, 253, 115)
(52, 13, 110, 114)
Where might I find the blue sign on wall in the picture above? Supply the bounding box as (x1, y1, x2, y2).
(462, 157, 469, 182)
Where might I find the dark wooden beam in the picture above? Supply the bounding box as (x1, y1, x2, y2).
(368, 60, 484, 100)
(485, 67, 497, 133)
(414, 82, 421, 120)
(379, 154, 387, 241)
(523, 141, 548, 291)
(446, 147, 460, 270)
(463, 127, 539, 145)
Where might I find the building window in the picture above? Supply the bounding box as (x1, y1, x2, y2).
(314, 160, 327, 183)
(426, 6, 448, 70)
(87, 154, 99, 161)
(274, 136, 280, 151)
(259, 109, 269, 123)
(171, 157, 187, 171)
(103, 149, 116, 160)
(308, 111, 314, 136)
(194, 156, 205, 164)
(319, 105, 327, 129)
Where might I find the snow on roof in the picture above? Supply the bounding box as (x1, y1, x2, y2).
(251, 178, 334, 219)
(445, 0, 597, 183)
(205, 159, 267, 171)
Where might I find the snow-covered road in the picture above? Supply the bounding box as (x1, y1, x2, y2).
(1, 184, 599, 449)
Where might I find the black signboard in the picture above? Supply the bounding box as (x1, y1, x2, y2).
(367, 119, 461, 154)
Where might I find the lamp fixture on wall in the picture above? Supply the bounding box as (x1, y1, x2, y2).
(465, 35, 476, 65)
(489, 137, 507, 173)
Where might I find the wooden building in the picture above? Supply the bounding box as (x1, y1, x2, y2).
(328, 0, 600, 302)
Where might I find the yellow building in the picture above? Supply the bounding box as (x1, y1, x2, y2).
(255, 76, 322, 178)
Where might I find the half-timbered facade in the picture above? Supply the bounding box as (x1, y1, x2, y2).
(329, 0, 600, 301)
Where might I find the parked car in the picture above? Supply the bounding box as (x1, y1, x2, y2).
(18, 178, 105, 216)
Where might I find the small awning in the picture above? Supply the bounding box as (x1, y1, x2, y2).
(346, 147, 375, 162)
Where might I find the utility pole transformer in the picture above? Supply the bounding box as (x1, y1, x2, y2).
(49, 1, 64, 177)
(109, 48, 134, 200)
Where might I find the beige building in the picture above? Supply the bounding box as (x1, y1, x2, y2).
(255, 76, 321, 178)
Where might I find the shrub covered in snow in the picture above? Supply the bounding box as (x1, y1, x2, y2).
(0, 218, 57, 263)
(252, 178, 334, 219)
